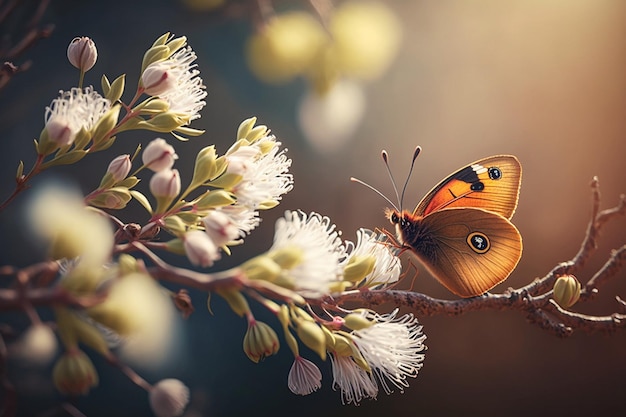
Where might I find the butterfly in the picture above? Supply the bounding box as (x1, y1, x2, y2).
(352, 147, 523, 298)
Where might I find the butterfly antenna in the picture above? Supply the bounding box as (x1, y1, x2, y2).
(381, 150, 402, 210)
(350, 177, 399, 212)
(399, 146, 421, 209)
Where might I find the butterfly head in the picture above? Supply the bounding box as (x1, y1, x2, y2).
(385, 208, 421, 246)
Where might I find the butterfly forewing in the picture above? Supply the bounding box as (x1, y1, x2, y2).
(402, 207, 523, 298)
(413, 155, 522, 219)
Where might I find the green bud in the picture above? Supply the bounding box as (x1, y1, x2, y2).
(247, 125, 269, 142)
(208, 172, 243, 190)
(163, 215, 187, 236)
(165, 238, 185, 255)
(139, 112, 187, 132)
(331, 333, 354, 357)
(194, 190, 236, 210)
(217, 288, 250, 317)
(241, 255, 282, 282)
(343, 255, 376, 284)
(343, 313, 373, 331)
(237, 117, 257, 140)
(89, 187, 132, 209)
(243, 320, 280, 363)
(553, 275, 581, 309)
(190, 146, 218, 187)
(52, 349, 99, 396)
(268, 247, 304, 270)
(117, 254, 140, 275)
(296, 320, 327, 361)
(91, 104, 121, 146)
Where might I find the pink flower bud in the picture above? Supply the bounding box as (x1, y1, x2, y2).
(149, 379, 190, 417)
(142, 138, 178, 172)
(141, 62, 177, 96)
(150, 169, 181, 198)
(202, 210, 240, 247)
(67, 37, 98, 72)
(45, 116, 76, 146)
(183, 230, 219, 267)
(107, 154, 132, 181)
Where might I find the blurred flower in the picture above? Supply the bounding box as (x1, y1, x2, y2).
(43, 87, 111, 147)
(142, 138, 178, 172)
(346, 229, 401, 288)
(351, 309, 426, 395)
(298, 79, 366, 153)
(149, 379, 190, 417)
(288, 355, 322, 395)
(67, 36, 98, 72)
(150, 169, 181, 198)
(269, 210, 347, 297)
(52, 349, 98, 396)
(106, 154, 132, 182)
(329, 352, 378, 405)
(141, 46, 207, 122)
(246, 11, 328, 83)
(183, 230, 220, 267)
(28, 185, 114, 267)
(330, 0, 402, 80)
(214, 205, 260, 237)
(9, 324, 58, 366)
(243, 319, 280, 363)
(202, 210, 240, 246)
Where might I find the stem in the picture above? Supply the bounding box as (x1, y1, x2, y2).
(0, 153, 44, 211)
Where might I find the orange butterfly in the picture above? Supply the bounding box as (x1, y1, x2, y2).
(353, 147, 523, 298)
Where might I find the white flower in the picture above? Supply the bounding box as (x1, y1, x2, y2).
(214, 205, 261, 237)
(142, 138, 178, 172)
(226, 135, 293, 209)
(269, 210, 347, 297)
(44, 86, 111, 146)
(352, 309, 426, 395)
(183, 230, 220, 267)
(149, 379, 190, 417)
(67, 36, 97, 72)
(141, 46, 207, 122)
(202, 210, 240, 246)
(288, 355, 323, 395)
(348, 229, 401, 288)
(329, 352, 378, 405)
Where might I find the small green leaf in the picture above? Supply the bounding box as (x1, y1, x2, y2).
(101, 74, 111, 97)
(106, 74, 126, 102)
(15, 160, 24, 179)
(130, 190, 153, 214)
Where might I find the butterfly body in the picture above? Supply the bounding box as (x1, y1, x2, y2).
(387, 155, 523, 298)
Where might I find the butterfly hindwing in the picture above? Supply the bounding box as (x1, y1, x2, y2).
(402, 207, 523, 298)
(413, 155, 522, 219)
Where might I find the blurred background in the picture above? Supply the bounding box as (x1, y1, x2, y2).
(1, 0, 625, 416)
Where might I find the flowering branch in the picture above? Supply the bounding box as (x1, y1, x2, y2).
(330, 178, 626, 337)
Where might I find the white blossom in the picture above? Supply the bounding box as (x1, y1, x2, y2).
(44, 87, 111, 146)
(183, 230, 220, 267)
(141, 46, 206, 122)
(329, 352, 378, 405)
(142, 138, 178, 172)
(227, 135, 293, 209)
(288, 355, 322, 395)
(352, 309, 426, 395)
(214, 205, 261, 237)
(348, 229, 401, 288)
(202, 210, 240, 246)
(270, 210, 347, 297)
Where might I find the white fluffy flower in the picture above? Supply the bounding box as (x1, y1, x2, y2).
(269, 210, 347, 297)
(288, 355, 323, 396)
(214, 205, 261, 237)
(141, 46, 207, 122)
(149, 379, 190, 417)
(226, 135, 293, 209)
(44, 86, 111, 146)
(348, 229, 401, 288)
(352, 309, 426, 395)
(329, 352, 378, 405)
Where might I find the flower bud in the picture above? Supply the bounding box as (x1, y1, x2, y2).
(67, 37, 98, 72)
(342, 255, 376, 284)
(45, 116, 76, 147)
(202, 210, 240, 247)
(243, 320, 280, 363)
(553, 274, 581, 309)
(190, 145, 219, 187)
(150, 169, 181, 198)
(89, 187, 132, 209)
(183, 230, 219, 267)
(240, 255, 282, 281)
(107, 154, 132, 182)
(149, 379, 190, 417)
(195, 189, 236, 210)
(343, 313, 374, 331)
(141, 61, 177, 96)
(142, 138, 178, 172)
(295, 319, 327, 361)
(52, 349, 99, 396)
(216, 288, 250, 317)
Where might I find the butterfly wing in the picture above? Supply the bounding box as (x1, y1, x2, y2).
(403, 207, 523, 298)
(413, 155, 522, 219)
